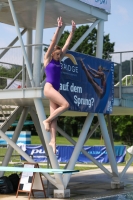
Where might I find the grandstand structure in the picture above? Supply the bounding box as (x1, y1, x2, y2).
(0, 0, 133, 198)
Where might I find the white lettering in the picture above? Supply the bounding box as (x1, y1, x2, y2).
(70, 83, 82, 93)
(74, 95, 94, 108)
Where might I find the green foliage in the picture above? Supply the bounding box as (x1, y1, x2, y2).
(0, 65, 22, 89)
(57, 116, 85, 137)
(111, 115, 133, 145)
(31, 135, 122, 145)
(0, 65, 22, 78)
(58, 25, 115, 59)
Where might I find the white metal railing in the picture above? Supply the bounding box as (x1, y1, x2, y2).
(108, 50, 133, 99)
(0, 43, 48, 90)
(114, 75, 133, 87)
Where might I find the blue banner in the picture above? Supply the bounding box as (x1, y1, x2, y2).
(60, 51, 114, 114)
(21, 145, 126, 163)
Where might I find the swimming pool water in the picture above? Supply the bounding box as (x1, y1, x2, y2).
(96, 193, 133, 200)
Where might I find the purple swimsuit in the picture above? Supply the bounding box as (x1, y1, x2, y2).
(45, 59, 61, 91)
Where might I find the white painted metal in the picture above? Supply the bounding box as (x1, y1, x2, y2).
(30, 108, 49, 157)
(57, 126, 112, 177)
(0, 107, 22, 132)
(0, 28, 27, 59)
(26, 29, 32, 88)
(55, 0, 108, 21)
(33, 0, 45, 87)
(106, 115, 115, 155)
(0, 0, 108, 28)
(120, 155, 133, 180)
(96, 20, 104, 58)
(0, 129, 35, 162)
(63, 113, 94, 187)
(71, 20, 100, 51)
(0, 0, 132, 193)
(0, 107, 29, 177)
(85, 121, 99, 142)
(119, 53, 122, 99)
(130, 59, 133, 85)
(8, 0, 34, 87)
(98, 114, 119, 178)
(34, 98, 65, 189)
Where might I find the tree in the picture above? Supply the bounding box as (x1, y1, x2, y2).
(58, 25, 115, 59)
(0, 65, 22, 89)
(111, 115, 133, 145)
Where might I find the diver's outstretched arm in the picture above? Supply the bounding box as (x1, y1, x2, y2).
(44, 17, 63, 61)
(61, 20, 76, 59)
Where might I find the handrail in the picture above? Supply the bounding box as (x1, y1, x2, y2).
(114, 75, 133, 87)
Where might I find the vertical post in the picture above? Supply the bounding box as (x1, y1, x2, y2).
(8, 0, 34, 87)
(130, 59, 132, 85)
(22, 57, 25, 88)
(96, 20, 104, 58)
(0, 107, 29, 177)
(33, 0, 45, 87)
(119, 53, 122, 99)
(63, 113, 94, 187)
(34, 99, 64, 188)
(106, 115, 115, 155)
(26, 29, 32, 87)
(98, 114, 119, 177)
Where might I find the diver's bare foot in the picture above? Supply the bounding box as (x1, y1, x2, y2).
(43, 120, 50, 132)
(49, 142, 56, 154)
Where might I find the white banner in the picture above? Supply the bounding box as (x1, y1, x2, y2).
(80, 0, 111, 13)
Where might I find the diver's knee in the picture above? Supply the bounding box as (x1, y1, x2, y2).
(64, 102, 70, 110)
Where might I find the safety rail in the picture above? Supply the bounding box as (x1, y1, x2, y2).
(0, 43, 48, 90)
(108, 50, 133, 99)
(114, 75, 133, 87)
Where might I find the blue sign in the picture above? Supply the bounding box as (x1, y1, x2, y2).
(21, 145, 126, 163)
(60, 51, 114, 114)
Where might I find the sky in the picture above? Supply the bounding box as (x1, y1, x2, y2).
(0, 0, 133, 63)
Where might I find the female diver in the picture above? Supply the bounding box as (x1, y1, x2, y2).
(43, 17, 76, 153)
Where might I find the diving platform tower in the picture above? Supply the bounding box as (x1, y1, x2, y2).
(0, 0, 132, 198)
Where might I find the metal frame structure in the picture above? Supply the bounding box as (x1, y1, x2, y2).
(0, 0, 132, 198)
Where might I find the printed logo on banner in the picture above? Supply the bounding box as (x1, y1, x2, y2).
(21, 145, 126, 164)
(79, 0, 111, 13)
(60, 51, 114, 114)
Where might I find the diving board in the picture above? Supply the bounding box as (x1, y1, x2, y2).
(0, 166, 79, 174)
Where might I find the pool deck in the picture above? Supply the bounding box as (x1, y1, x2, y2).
(1, 165, 133, 200)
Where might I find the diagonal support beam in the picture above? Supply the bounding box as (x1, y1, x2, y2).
(0, 28, 27, 59)
(0, 128, 57, 185)
(0, 107, 29, 177)
(98, 114, 119, 178)
(85, 121, 99, 143)
(0, 106, 22, 132)
(34, 98, 65, 189)
(30, 108, 49, 158)
(57, 126, 112, 177)
(63, 113, 94, 187)
(120, 155, 133, 180)
(70, 19, 100, 51)
(8, 0, 34, 87)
